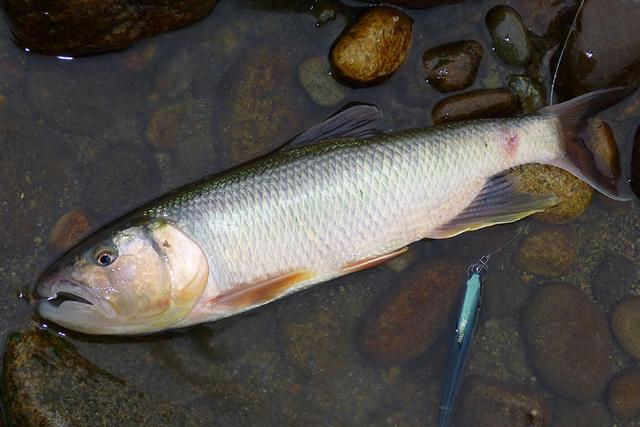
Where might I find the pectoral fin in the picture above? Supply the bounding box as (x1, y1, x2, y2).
(430, 172, 558, 239)
(214, 270, 315, 309)
(340, 247, 408, 275)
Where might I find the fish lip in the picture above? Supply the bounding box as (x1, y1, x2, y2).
(37, 278, 116, 320)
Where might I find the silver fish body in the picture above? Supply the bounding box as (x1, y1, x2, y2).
(149, 116, 559, 326)
(35, 88, 631, 334)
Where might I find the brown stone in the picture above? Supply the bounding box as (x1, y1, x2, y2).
(607, 367, 640, 418)
(611, 297, 640, 360)
(1, 0, 218, 56)
(422, 40, 483, 93)
(513, 164, 593, 223)
(522, 283, 616, 401)
(331, 6, 412, 86)
(431, 89, 519, 124)
(514, 228, 576, 277)
(359, 258, 464, 365)
(146, 104, 184, 150)
(47, 210, 91, 253)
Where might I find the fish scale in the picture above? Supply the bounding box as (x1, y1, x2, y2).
(148, 117, 557, 306)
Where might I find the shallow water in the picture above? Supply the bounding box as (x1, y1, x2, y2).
(1, 0, 640, 425)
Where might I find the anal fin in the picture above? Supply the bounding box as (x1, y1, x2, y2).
(214, 270, 315, 309)
(340, 247, 408, 275)
(430, 172, 558, 239)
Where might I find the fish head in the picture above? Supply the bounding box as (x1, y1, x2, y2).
(37, 219, 209, 335)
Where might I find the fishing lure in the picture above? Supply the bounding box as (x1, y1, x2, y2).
(437, 255, 487, 427)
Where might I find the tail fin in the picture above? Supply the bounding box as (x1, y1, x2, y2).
(539, 87, 635, 201)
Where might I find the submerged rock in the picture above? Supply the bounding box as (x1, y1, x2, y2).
(1, 0, 218, 56)
(298, 56, 349, 107)
(611, 297, 640, 360)
(359, 258, 464, 365)
(1, 330, 192, 426)
(47, 210, 91, 253)
(607, 367, 640, 418)
(455, 376, 549, 427)
(485, 6, 531, 67)
(554, 0, 640, 97)
(422, 40, 483, 93)
(431, 89, 519, 124)
(522, 283, 615, 401)
(514, 228, 576, 277)
(591, 254, 636, 308)
(218, 44, 312, 164)
(330, 6, 412, 86)
(146, 103, 185, 150)
(507, 75, 545, 114)
(512, 164, 593, 223)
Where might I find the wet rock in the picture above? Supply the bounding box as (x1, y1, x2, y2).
(507, 75, 545, 114)
(359, 258, 464, 365)
(454, 376, 549, 427)
(330, 6, 412, 86)
(522, 283, 616, 401)
(584, 119, 620, 179)
(47, 210, 91, 253)
(219, 44, 312, 164)
(486, 6, 531, 67)
(552, 402, 611, 427)
(482, 268, 530, 318)
(514, 228, 576, 277)
(298, 56, 349, 107)
(607, 367, 640, 418)
(277, 274, 402, 425)
(467, 318, 534, 383)
(146, 103, 185, 150)
(1, 0, 218, 56)
(431, 89, 519, 124)
(1, 329, 192, 426)
(591, 254, 636, 308)
(631, 127, 640, 199)
(422, 40, 483, 93)
(611, 297, 640, 360)
(513, 164, 593, 223)
(555, 0, 640, 97)
(511, 0, 580, 38)
(359, 0, 463, 8)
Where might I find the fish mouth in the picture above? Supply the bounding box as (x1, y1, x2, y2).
(37, 279, 116, 320)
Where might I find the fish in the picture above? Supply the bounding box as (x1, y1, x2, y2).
(437, 259, 485, 427)
(36, 88, 632, 335)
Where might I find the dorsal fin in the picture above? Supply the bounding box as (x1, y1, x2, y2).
(282, 104, 390, 150)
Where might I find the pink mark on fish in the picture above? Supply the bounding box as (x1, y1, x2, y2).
(501, 128, 520, 158)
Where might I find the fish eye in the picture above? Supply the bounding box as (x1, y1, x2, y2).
(94, 247, 117, 266)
